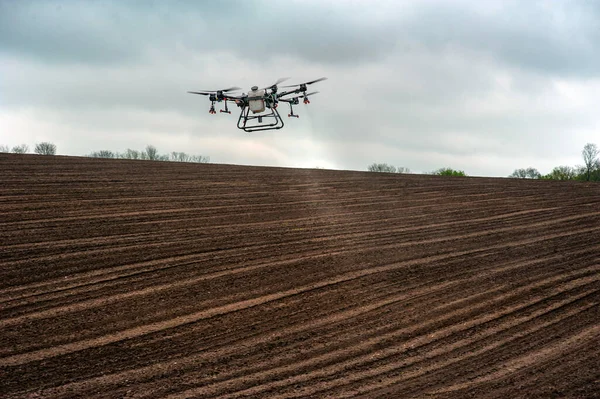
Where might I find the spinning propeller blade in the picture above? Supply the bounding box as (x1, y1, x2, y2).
(188, 86, 241, 95)
(261, 77, 290, 90)
(300, 91, 319, 98)
(220, 86, 242, 92)
(281, 77, 327, 88)
(281, 91, 320, 100)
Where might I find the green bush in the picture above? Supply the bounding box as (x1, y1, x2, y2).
(432, 167, 466, 177)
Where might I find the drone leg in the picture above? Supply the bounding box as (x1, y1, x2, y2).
(237, 105, 248, 130)
(288, 103, 299, 118)
(209, 101, 216, 114)
(220, 100, 231, 114)
(243, 106, 249, 127)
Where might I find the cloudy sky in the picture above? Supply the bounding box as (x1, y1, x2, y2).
(1, 0, 598, 176)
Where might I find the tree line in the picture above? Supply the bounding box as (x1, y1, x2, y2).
(367, 143, 599, 181)
(509, 143, 600, 181)
(4, 141, 598, 179)
(367, 163, 466, 176)
(87, 145, 209, 163)
(0, 142, 57, 155)
(0, 143, 210, 164)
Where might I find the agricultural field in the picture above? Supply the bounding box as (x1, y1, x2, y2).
(1, 153, 599, 398)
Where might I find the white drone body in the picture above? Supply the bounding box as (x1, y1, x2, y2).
(247, 86, 266, 114)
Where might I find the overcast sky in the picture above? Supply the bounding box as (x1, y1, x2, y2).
(1, 0, 599, 176)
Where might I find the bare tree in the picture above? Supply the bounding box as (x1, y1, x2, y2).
(122, 149, 140, 159)
(12, 144, 29, 154)
(582, 143, 599, 181)
(367, 163, 410, 173)
(89, 150, 115, 158)
(0, 144, 9, 153)
(525, 167, 541, 179)
(144, 145, 159, 161)
(509, 169, 527, 178)
(171, 151, 192, 162)
(509, 167, 540, 179)
(191, 155, 210, 163)
(367, 163, 397, 173)
(35, 142, 57, 155)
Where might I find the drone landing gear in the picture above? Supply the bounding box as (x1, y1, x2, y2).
(237, 106, 284, 132)
(209, 101, 216, 114)
(220, 100, 231, 114)
(288, 102, 299, 118)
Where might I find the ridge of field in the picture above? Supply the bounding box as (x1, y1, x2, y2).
(1, 153, 599, 398)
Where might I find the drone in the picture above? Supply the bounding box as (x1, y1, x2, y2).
(188, 77, 326, 132)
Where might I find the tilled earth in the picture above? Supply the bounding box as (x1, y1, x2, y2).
(1, 153, 599, 398)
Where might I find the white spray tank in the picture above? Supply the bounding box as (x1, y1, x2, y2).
(248, 86, 265, 114)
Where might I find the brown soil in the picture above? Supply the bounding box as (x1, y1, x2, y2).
(1, 153, 599, 398)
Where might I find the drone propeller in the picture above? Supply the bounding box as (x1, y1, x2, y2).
(299, 91, 319, 104)
(281, 77, 327, 88)
(261, 77, 290, 91)
(187, 86, 241, 95)
(286, 91, 319, 100)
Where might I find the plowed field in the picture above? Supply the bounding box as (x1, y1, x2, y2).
(1, 153, 599, 398)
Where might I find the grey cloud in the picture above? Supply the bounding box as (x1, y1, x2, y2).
(2, 0, 598, 77)
(0, 1, 140, 64)
(0, 0, 398, 66)
(398, 1, 600, 77)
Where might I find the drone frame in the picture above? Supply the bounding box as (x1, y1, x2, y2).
(237, 104, 284, 132)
